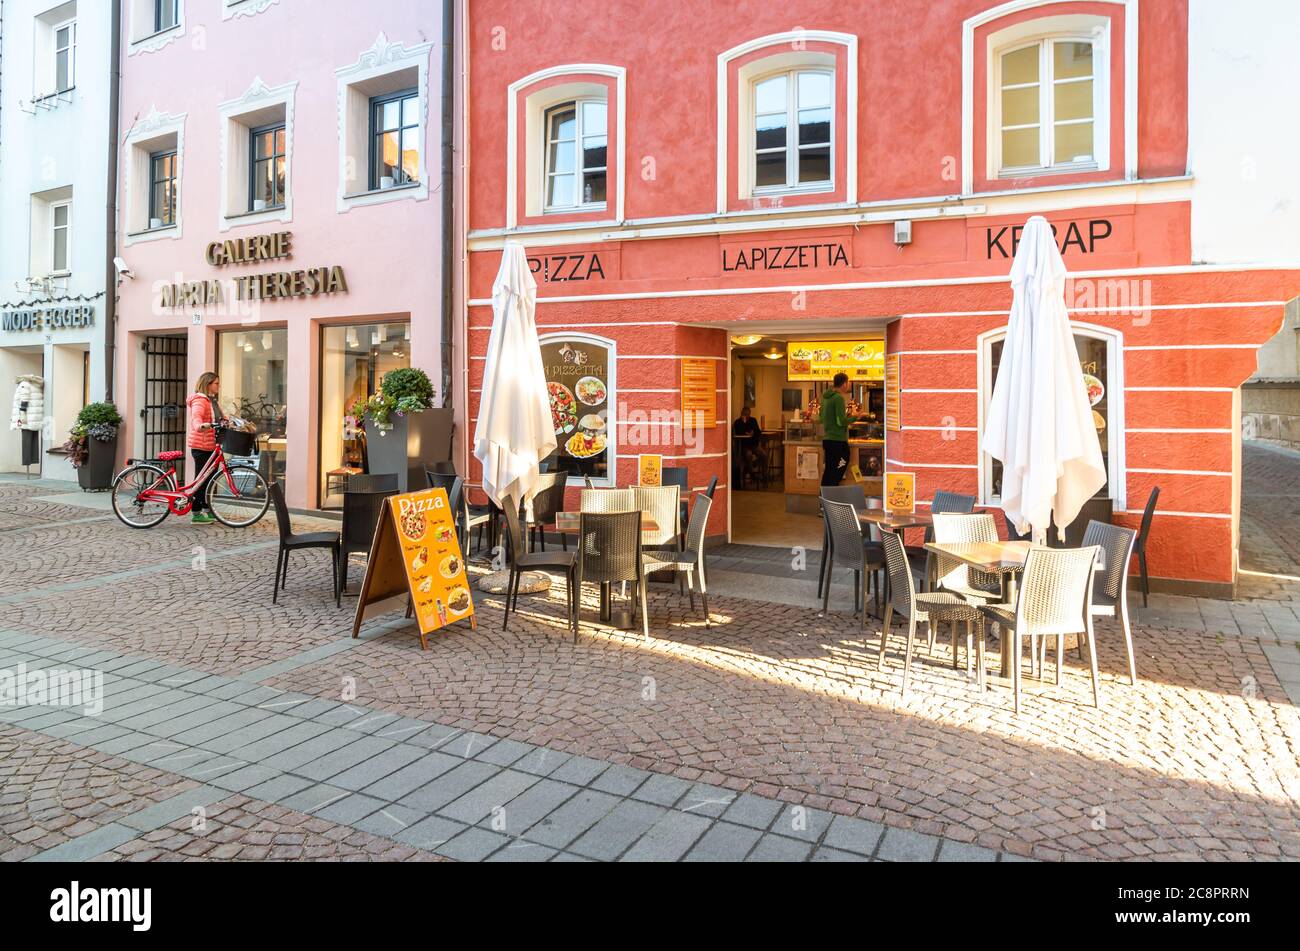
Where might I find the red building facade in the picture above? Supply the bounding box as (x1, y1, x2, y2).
(459, 0, 1300, 594)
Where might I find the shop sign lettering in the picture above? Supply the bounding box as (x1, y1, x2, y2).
(528, 253, 605, 283)
(986, 219, 1113, 259)
(158, 267, 348, 308)
(1, 304, 95, 332)
(722, 242, 850, 272)
(206, 232, 293, 267)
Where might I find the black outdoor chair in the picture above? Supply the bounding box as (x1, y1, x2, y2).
(705, 475, 718, 499)
(820, 498, 885, 623)
(348, 473, 398, 493)
(500, 493, 578, 636)
(575, 510, 647, 641)
(663, 466, 690, 542)
(427, 468, 482, 554)
(1133, 486, 1160, 606)
(816, 485, 885, 603)
(270, 483, 340, 606)
(528, 473, 568, 552)
(338, 488, 398, 605)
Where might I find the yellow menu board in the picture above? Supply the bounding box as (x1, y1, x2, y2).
(351, 487, 475, 650)
(885, 472, 915, 515)
(787, 340, 885, 382)
(884, 354, 901, 432)
(638, 454, 663, 486)
(680, 358, 717, 429)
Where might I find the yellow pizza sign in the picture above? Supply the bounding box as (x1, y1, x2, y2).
(787, 340, 885, 382)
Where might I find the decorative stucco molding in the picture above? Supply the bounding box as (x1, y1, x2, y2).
(223, 0, 280, 21)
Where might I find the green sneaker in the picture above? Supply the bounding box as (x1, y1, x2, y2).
(191, 512, 214, 524)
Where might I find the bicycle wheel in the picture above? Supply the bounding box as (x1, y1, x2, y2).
(111, 465, 173, 529)
(207, 464, 270, 527)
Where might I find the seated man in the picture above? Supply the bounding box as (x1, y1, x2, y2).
(732, 407, 767, 484)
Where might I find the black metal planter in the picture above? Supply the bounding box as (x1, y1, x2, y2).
(78, 436, 119, 491)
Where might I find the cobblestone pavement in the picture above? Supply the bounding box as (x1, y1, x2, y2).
(0, 474, 1298, 861)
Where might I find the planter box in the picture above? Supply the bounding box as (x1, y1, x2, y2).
(78, 436, 119, 491)
(364, 407, 454, 493)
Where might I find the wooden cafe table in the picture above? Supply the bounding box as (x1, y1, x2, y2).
(554, 511, 661, 629)
(924, 540, 1034, 678)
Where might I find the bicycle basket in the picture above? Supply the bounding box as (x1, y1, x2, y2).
(221, 429, 257, 456)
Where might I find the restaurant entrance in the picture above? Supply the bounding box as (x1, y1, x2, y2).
(726, 328, 887, 549)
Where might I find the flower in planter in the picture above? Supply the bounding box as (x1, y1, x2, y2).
(63, 402, 123, 467)
(354, 368, 435, 429)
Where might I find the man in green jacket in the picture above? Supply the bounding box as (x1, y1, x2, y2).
(819, 372, 859, 487)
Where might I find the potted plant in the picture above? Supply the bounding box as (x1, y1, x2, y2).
(63, 402, 123, 491)
(358, 368, 452, 492)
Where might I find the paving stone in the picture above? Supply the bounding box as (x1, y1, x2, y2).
(568, 799, 666, 861)
(324, 744, 427, 791)
(677, 783, 736, 819)
(436, 827, 511, 862)
(242, 773, 318, 804)
(547, 755, 609, 787)
(937, 840, 999, 862)
(629, 772, 692, 808)
(522, 789, 622, 849)
(720, 792, 784, 830)
(292, 736, 397, 782)
(877, 827, 940, 862)
(314, 793, 388, 826)
(361, 750, 459, 802)
(486, 841, 557, 862)
(394, 814, 466, 851)
(473, 737, 535, 768)
(207, 763, 280, 793)
(438, 768, 540, 826)
(258, 729, 363, 773)
(619, 810, 712, 862)
(280, 784, 352, 815)
(476, 778, 580, 838)
(27, 823, 138, 862)
(823, 815, 886, 856)
(118, 785, 226, 833)
(352, 803, 425, 838)
(588, 764, 648, 798)
(202, 715, 303, 756)
(746, 834, 812, 862)
(398, 760, 499, 813)
(512, 745, 570, 777)
(811, 846, 866, 862)
(683, 822, 762, 862)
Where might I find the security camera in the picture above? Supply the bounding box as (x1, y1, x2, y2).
(114, 257, 135, 281)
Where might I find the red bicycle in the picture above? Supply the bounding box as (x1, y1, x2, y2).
(110, 425, 270, 529)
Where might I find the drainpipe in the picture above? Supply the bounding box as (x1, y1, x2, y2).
(439, 0, 455, 412)
(103, 0, 122, 403)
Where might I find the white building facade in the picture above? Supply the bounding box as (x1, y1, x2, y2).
(0, 0, 116, 478)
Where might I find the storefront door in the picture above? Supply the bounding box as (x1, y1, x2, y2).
(141, 335, 188, 471)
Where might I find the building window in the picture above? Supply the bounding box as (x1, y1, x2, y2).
(981, 325, 1123, 505)
(370, 90, 419, 190)
(319, 322, 411, 508)
(997, 37, 1099, 175)
(250, 124, 286, 210)
(543, 99, 607, 211)
(51, 202, 71, 273)
(149, 150, 177, 228)
(54, 20, 76, 93)
(155, 0, 179, 33)
(218, 329, 288, 488)
(751, 69, 832, 192)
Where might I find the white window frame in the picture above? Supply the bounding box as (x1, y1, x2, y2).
(749, 67, 835, 196)
(335, 33, 433, 214)
(53, 18, 76, 93)
(977, 321, 1125, 508)
(218, 78, 296, 231)
(50, 200, 72, 275)
(123, 108, 186, 246)
(542, 98, 608, 213)
(993, 33, 1105, 177)
(128, 0, 184, 55)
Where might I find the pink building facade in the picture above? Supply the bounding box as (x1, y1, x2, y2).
(113, 0, 445, 509)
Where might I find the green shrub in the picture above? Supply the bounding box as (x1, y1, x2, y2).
(77, 402, 123, 429)
(380, 368, 434, 409)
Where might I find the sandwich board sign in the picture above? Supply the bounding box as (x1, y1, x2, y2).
(351, 487, 475, 650)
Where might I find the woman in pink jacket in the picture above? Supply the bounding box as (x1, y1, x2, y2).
(186, 372, 225, 524)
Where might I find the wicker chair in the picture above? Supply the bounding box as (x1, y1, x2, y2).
(931, 513, 1003, 601)
(500, 493, 577, 636)
(931, 491, 976, 515)
(338, 488, 397, 604)
(820, 500, 885, 624)
(575, 510, 647, 641)
(979, 545, 1101, 713)
(816, 485, 885, 602)
(633, 485, 680, 550)
(1077, 519, 1139, 686)
(347, 473, 398, 493)
(878, 529, 987, 693)
(580, 488, 633, 513)
(528, 472, 567, 552)
(1133, 486, 1160, 606)
(643, 494, 714, 626)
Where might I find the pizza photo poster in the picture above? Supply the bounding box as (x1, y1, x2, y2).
(540, 338, 610, 481)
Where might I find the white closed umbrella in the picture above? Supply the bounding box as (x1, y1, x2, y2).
(473, 242, 556, 509)
(983, 216, 1106, 543)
